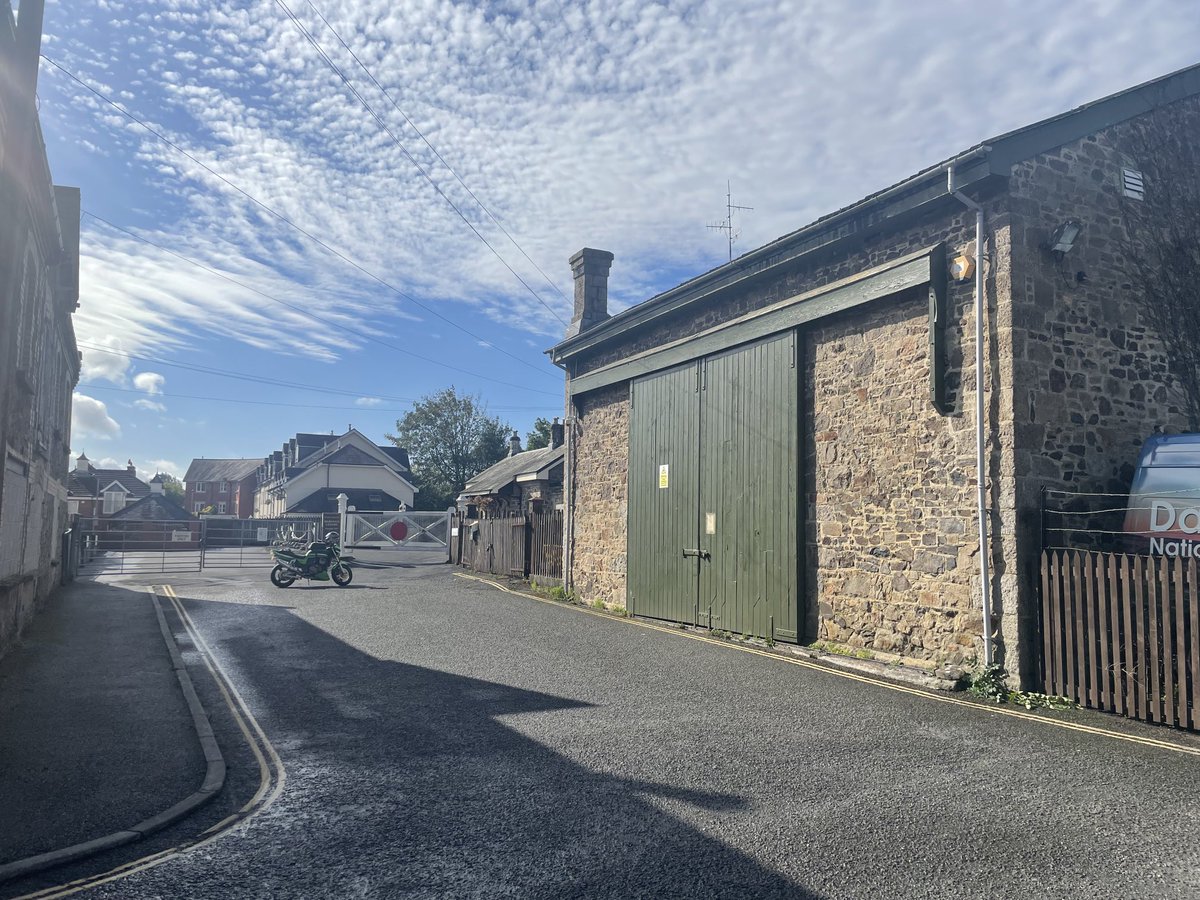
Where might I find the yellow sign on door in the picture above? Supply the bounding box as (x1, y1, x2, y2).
(658, 464, 669, 489)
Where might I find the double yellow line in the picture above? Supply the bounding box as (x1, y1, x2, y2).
(15, 587, 287, 900)
(454, 571, 1200, 758)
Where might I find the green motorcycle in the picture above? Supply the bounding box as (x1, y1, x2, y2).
(270, 532, 353, 588)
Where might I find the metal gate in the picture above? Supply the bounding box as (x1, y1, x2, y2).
(627, 331, 801, 640)
(75, 518, 203, 574)
(202, 516, 324, 568)
(344, 510, 453, 561)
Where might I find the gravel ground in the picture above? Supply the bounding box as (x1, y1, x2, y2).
(27, 563, 1200, 899)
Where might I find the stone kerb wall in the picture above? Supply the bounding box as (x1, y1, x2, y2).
(568, 384, 630, 607)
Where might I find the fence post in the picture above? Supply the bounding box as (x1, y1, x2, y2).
(337, 493, 349, 547)
(445, 506, 455, 564)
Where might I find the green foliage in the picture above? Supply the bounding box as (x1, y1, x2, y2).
(968, 664, 1077, 710)
(589, 599, 607, 610)
(525, 417, 554, 451)
(386, 387, 511, 510)
(158, 474, 185, 502)
(810, 640, 873, 660)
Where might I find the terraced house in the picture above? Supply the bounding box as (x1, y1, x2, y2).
(551, 64, 1200, 688)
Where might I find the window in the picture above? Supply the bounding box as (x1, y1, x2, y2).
(195, 482, 207, 493)
(219, 482, 229, 493)
(103, 491, 124, 515)
(217, 502, 227, 514)
(193, 502, 202, 514)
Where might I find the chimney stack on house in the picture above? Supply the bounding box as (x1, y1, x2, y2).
(126, 460, 136, 475)
(565, 248, 614, 339)
(508, 432, 522, 457)
(550, 417, 564, 450)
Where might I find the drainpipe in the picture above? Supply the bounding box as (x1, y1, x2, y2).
(563, 395, 577, 594)
(947, 161, 994, 668)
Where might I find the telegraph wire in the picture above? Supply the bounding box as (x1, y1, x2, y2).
(272, 0, 568, 326)
(302, 0, 571, 309)
(75, 342, 557, 404)
(77, 383, 551, 413)
(41, 54, 559, 379)
(82, 211, 558, 396)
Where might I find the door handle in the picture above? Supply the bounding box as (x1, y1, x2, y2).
(682, 548, 711, 560)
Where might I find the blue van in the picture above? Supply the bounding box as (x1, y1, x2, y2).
(1123, 434, 1200, 557)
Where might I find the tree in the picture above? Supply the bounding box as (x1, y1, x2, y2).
(386, 388, 511, 510)
(159, 474, 185, 502)
(1118, 101, 1200, 430)
(525, 417, 553, 451)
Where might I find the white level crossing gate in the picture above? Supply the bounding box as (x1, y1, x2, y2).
(343, 510, 453, 561)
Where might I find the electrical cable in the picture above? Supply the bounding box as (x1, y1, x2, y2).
(82, 211, 558, 396)
(77, 383, 551, 413)
(41, 54, 559, 379)
(272, 0, 567, 327)
(302, 0, 571, 309)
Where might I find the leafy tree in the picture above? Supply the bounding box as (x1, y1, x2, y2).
(1118, 102, 1200, 430)
(386, 388, 511, 510)
(159, 474, 185, 502)
(525, 417, 554, 451)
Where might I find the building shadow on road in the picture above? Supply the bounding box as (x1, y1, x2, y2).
(182, 595, 820, 899)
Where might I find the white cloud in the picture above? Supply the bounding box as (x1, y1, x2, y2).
(354, 396, 383, 407)
(71, 393, 122, 440)
(134, 398, 167, 412)
(133, 371, 165, 394)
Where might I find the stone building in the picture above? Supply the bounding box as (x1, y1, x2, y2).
(0, 0, 81, 656)
(550, 64, 1200, 687)
(457, 424, 565, 518)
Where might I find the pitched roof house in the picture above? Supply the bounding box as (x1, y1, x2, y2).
(183, 458, 263, 519)
(459, 424, 565, 517)
(254, 429, 417, 516)
(67, 453, 151, 518)
(550, 63, 1200, 689)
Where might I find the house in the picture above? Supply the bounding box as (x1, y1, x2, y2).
(0, 0, 82, 655)
(67, 454, 151, 518)
(183, 458, 264, 518)
(254, 429, 417, 517)
(458, 424, 565, 518)
(549, 63, 1200, 688)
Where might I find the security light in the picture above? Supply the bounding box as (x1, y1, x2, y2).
(1045, 220, 1082, 258)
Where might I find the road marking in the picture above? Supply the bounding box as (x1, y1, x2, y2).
(454, 571, 1200, 759)
(13, 586, 288, 900)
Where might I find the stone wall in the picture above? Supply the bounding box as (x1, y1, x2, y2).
(568, 383, 629, 607)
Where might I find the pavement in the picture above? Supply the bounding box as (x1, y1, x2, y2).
(0, 579, 211, 877)
(2, 563, 1200, 898)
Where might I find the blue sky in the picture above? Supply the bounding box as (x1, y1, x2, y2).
(34, 0, 1200, 479)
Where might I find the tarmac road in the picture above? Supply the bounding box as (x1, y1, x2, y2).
(19, 562, 1200, 899)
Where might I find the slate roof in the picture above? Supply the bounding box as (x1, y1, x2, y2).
(67, 469, 151, 499)
(460, 444, 565, 498)
(109, 493, 193, 521)
(184, 458, 265, 483)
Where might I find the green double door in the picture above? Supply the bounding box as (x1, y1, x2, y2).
(627, 331, 800, 641)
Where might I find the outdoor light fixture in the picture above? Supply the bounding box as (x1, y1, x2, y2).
(1044, 220, 1082, 259)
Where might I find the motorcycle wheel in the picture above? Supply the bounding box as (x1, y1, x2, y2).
(331, 564, 353, 587)
(270, 564, 296, 588)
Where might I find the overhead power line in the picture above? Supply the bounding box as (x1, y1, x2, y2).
(272, 0, 568, 327)
(74, 342, 560, 402)
(42, 54, 559, 380)
(302, 0, 571, 309)
(78, 383, 551, 413)
(83, 211, 557, 396)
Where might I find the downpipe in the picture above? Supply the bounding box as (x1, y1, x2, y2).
(947, 163, 994, 668)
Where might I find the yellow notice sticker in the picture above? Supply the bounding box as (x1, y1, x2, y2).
(658, 464, 669, 489)
(706, 513, 716, 535)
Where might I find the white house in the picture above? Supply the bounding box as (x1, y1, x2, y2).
(253, 429, 417, 517)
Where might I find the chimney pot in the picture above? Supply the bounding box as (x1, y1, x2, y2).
(565, 248, 614, 339)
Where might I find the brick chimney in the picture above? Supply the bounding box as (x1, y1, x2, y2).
(565, 248, 614, 339)
(550, 417, 564, 450)
(126, 459, 136, 475)
(508, 431, 522, 457)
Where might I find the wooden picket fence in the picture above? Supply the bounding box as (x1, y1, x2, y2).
(1041, 549, 1199, 730)
(455, 511, 563, 582)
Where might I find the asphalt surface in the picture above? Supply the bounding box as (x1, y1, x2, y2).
(7, 563, 1200, 898)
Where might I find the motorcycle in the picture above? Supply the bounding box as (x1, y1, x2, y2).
(270, 532, 354, 588)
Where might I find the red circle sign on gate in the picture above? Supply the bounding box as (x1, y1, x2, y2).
(389, 521, 408, 541)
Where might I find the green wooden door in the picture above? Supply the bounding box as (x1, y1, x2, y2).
(627, 362, 701, 624)
(699, 332, 800, 640)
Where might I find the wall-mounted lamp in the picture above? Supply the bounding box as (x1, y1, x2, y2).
(1043, 220, 1082, 260)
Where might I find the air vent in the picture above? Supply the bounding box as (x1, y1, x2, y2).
(1121, 167, 1144, 201)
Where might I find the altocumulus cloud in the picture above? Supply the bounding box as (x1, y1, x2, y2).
(72, 393, 122, 440)
(133, 371, 165, 394)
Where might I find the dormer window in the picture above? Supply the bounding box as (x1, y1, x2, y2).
(102, 484, 129, 515)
